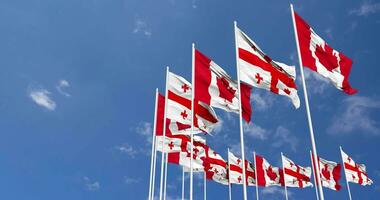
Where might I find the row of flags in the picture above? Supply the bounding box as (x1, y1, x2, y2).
(147, 4, 371, 200)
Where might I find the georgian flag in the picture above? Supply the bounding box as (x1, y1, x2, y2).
(282, 155, 313, 188)
(236, 27, 300, 108)
(228, 151, 256, 186)
(256, 154, 284, 187)
(294, 12, 357, 94)
(194, 49, 252, 122)
(341, 149, 373, 186)
(204, 147, 229, 185)
(167, 72, 219, 134)
(316, 156, 342, 190)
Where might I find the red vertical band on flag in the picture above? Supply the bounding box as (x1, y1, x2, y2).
(155, 93, 165, 136)
(194, 49, 212, 105)
(240, 83, 252, 122)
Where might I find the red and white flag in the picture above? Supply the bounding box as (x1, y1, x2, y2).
(316, 156, 342, 190)
(236, 27, 300, 108)
(194, 49, 252, 122)
(293, 12, 357, 94)
(228, 151, 256, 186)
(256, 154, 284, 187)
(341, 149, 373, 186)
(282, 155, 313, 188)
(167, 72, 219, 134)
(204, 147, 229, 185)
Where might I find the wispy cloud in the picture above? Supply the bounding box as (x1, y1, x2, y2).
(29, 88, 56, 111)
(261, 187, 293, 198)
(303, 69, 330, 95)
(133, 19, 152, 37)
(251, 92, 275, 111)
(114, 143, 138, 158)
(244, 122, 270, 140)
(124, 176, 141, 184)
(56, 79, 71, 97)
(272, 126, 299, 152)
(191, 0, 198, 9)
(136, 122, 153, 143)
(83, 176, 100, 191)
(350, 1, 380, 16)
(328, 96, 380, 136)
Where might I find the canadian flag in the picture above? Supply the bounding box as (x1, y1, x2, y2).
(314, 156, 342, 191)
(228, 151, 256, 186)
(341, 149, 373, 186)
(167, 72, 219, 134)
(255, 154, 284, 187)
(282, 155, 313, 188)
(194, 49, 252, 122)
(236, 26, 300, 108)
(293, 12, 357, 95)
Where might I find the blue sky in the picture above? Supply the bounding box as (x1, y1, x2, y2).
(0, 0, 379, 199)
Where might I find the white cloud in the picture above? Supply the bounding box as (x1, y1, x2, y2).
(136, 122, 153, 143)
(328, 96, 380, 135)
(56, 79, 71, 97)
(133, 19, 152, 37)
(244, 122, 269, 140)
(303, 69, 330, 95)
(83, 176, 100, 191)
(191, 0, 198, 9)
(350, 1, 380, 16)
(272, 126, 298, 152)
(124, 177, 141, 184)
(251, 92, 275, 111)
(114, 143, 138, 158)
(29, 88, 56, 111)
(212, 118, 224, 135)
(261, 187, 292, 198)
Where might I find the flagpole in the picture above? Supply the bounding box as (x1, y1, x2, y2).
(159, 67, 170, 200)
(233, 20, 248, 200)
(190, 42, 195, 200)
(228, 148, 232, 200)
(151, 135, 158, 200)
(163, 153, 168, 200)
(281, 152, 289, 200)
(182, 167, 185, 200)
(290, 4, 325, 200)
(204, 140, 207, 200)
(310, 151, 320, 200)
(340, 146, 353, 200)
(253, 152, 259, 200)
(148, 89, 159, 200)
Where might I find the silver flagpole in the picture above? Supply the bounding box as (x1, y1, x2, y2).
(228, 148, 232, 200)
(190, 43, 195, 200)
(148, 89, 159, 200)
(151, 134, 158, 200)
(233, 20, 248, 200)
(253, 152, 259, 200)
(204, 140, 207, 200)
(159, 67, 170, 200)
(163, 153, 168, 200)
(310, 151, 320, 200)
(182, 167, 185, 200)
(340, 146, 353, 200)
(290, 4, 325, 200)
(281, 153, 289, 200)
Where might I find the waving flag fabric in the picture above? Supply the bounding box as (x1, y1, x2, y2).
(194, 49, 252, 122)
(317, 156, 342, 190)
(341, 149, 373, 186)
(167, 72, 219, 134)
(204, 147, 229, 185)
(282, 155, 313, 188)
(294, 12, 357, 94)
(256, 154, 284, 187)
(228, 151, 256, 186)
(236, 27, 300, 108)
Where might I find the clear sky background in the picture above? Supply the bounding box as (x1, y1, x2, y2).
(0, 0, 379, 199)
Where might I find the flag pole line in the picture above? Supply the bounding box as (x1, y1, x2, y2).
(290, 4, 325, 200)
(159, 67, 170, 200)
(190, 43, 195, 200)
(148, 89, 159, 200)
(182, 167, 185, 200)
(340, 146, 353, 200)
(281, 152, 289, 200)
(253, 152, 259, 200)
(204, 139, 207, 200)
(163, 153, 168, 200)
(233, 20, 248, 200)
(310, 151, 320, 200)
(152, 136, 158, 200)
(227, 148, 232, 200)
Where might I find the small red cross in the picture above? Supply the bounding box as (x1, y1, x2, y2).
(180, 110, 188, 120)
(214, 168, 219, 174)
(237, 176, 242, 183)
(255, 73, 263, 84)
(181, 84, 190, 93)
(237, 159, 241, 165)
(168, 141, 174, 150)
(284, 88, 291, 95)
